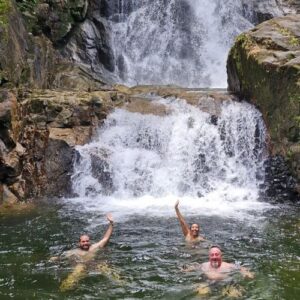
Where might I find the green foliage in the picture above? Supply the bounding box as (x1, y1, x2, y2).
(16, 0, 38, 13)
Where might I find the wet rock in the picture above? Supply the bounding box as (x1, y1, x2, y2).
(63, 17, 115, 79)
(263, 155, 299, 202)
(44, 138, 75, 197)
(90, 150, 114, 195)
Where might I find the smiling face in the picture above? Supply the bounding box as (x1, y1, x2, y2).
(79, 235, 91, 251)
(209, 247, 222, 268)
(190, 224, 199, 238)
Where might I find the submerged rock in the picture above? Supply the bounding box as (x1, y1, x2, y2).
(227, 14, 300, 196)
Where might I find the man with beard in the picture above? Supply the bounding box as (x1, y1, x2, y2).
(64, 213, 114, 260)
(183, 246, 254, 297)
(175, 200, 204, 243)
(51, 213, 116, 291)
(200, 245, 254, 280)
(50, 213, 114, 262)
(183, 245, 254, 280)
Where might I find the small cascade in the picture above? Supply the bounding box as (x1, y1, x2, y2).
(70, 96, 271, 219)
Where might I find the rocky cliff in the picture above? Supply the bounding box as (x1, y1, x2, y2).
(227, 14, 300, 196)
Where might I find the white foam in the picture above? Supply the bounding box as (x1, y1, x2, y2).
(109, 0, 254, 87)
(67, 97, 273, 223)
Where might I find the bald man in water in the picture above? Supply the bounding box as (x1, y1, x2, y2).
(175, 200, 204, 243)
(184, 245, 254, 280)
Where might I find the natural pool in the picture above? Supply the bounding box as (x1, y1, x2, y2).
(0, 200, 299, 300)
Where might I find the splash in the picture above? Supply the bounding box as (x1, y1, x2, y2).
(69, 96, 272, 221)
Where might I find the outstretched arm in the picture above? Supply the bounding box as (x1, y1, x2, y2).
(90, 213, 114, 251)
(175, 200, 190, 237)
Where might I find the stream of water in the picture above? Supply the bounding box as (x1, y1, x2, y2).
(108, 0, 254, 87)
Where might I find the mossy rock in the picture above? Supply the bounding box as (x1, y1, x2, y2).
(227, 14, 300, 180)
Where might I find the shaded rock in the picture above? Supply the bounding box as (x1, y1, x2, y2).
(263, 155, 299, 202)
(34, 0, 88, 44)
(0, 90, 17, 150)
(63, 17, 115, 81)
(44, 138, 75, 197)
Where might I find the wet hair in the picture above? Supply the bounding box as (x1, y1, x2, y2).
(190, 223, 199, 230)
(209, 245, 222, 252)
(79, 234, 90, 242)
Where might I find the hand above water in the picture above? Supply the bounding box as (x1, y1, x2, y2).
(106, 213, 114, 224)
(175, 200, 179, 209)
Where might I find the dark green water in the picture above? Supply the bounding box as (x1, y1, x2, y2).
(0, 201, 299, 299)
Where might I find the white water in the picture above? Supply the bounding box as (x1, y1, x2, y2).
(108, 0, 254, 87)
(67, 96, 273, 222)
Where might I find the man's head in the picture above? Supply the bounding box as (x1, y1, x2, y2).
(79, 234, 91, 251)
(209, 245, 222, 268)
(190, 223, 199, 237)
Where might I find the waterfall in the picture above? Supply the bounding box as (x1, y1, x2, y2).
(107, 0, 254, 87)
(69, 96, 272, 219)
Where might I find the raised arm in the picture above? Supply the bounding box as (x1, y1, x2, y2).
(175, 200, 190, 237)
(90, 213, 114, 251)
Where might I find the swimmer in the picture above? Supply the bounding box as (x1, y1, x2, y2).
(175, 200, 204, 243)
(183, 245, 254, 280)
(51, 213, 115, 291)
(50, 213, 114, 262)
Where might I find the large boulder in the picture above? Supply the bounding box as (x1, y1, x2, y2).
(227, 14, 300, 193)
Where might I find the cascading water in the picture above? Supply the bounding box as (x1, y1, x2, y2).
(108, 0, 254, 87)
(69, 96, 272, 220)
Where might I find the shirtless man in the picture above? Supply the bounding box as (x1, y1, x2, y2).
(175, 200, 204, 242)
(184, 245, 254, 280)
(51, 213, 114, 262)
(52, 213, 115, 291)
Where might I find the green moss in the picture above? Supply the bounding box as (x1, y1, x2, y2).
(235, 33, 255, 50)
(0, 0, 11, 27)
(277, 24, 300, 46)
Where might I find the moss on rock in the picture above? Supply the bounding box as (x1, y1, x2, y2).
(227, 14, 300, 184)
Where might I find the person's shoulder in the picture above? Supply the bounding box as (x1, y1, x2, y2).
(200, 262, 209, 270)
(221, 262, 237, 270)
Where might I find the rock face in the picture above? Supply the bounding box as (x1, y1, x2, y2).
(227, 14, 300, 195)
(0, 88, 126, 203)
